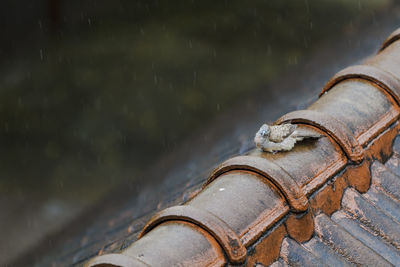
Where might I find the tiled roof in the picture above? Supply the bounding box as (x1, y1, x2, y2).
(272, 139, 400, 266)
(86, 27, 400, 266)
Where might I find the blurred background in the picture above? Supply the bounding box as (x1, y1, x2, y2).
(0, 0, 397, 265)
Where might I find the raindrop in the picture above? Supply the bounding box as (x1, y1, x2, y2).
(219, 188, 225, 192)
(39, 49, 44, 61)
(305, 0, 310, 14)
(95, 98, 102, 111)
(303, 35, 308, 48)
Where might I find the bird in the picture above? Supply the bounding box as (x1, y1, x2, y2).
(254, 123, 323, 152)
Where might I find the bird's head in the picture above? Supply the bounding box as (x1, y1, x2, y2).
(259, 124, 270, 138)
(254, 124, 270, 146)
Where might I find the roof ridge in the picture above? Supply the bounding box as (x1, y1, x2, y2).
(88, 27, 400, 267)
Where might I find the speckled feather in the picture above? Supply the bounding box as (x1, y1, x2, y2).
(254, 124, 322, 152)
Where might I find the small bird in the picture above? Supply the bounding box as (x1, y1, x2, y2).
(254, 123, 323, 152)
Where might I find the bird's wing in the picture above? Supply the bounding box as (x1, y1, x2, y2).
(292, 127, 323, 140)
(269, 124, 297, 142)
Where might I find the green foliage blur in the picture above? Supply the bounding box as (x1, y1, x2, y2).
(0, 0, 389, 202)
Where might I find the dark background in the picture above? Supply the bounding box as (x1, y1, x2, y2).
(0, 0, 394, 264)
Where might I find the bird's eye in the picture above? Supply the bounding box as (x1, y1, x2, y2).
(261, 130, 267, 137)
